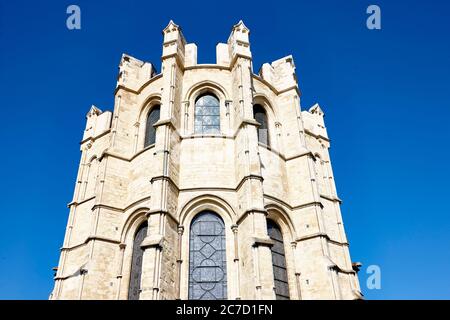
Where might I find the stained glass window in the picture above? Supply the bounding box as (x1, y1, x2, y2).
(128, 222, 148, 300)
(144, 105, 160, 147)
(253, 104, 269, 145)
(194, 94, 220, 134)
(189, 211, 227, 300)
(267, 219, 290, 300)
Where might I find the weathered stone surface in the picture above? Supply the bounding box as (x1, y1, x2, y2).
(50, 21, 361, 300)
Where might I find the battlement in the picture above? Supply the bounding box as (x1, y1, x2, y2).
(82, 105, 112, 142)
(116, 20, 299, 94)
(116, 53, 156, 92)
(301, 103, 328, 140)
(259, 55, 298, 92)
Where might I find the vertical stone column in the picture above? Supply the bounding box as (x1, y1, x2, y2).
(182, 101, 189, 135)
(176, 226, 184, 299)
(139, 20, 184, 300)
(115, 243, 126, 299)
(110, 95, 121, 149)
(322, 140, 361, 296)
(231, 224, 241, 299)
(139, 216, 161, 299)
(228, 21, 275, 299)
(288, 241, 301, 299)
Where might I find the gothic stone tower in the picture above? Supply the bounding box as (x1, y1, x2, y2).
(51, 21, 362, 300)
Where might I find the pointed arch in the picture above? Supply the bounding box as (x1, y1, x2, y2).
(120, 207, 150, 243)
(253, 94, 277, 147)
(179, 194, 237, 226)
(178, 194, 236, 300)
(118, 207, 149, 300)
(265, 203, 297, 300)
(144, 105, 160, 146)
(183, 81, 232, 136)
(267, 219, 290, 300)
(128, 221, 148, 300)
(135, 94, 161, 151)
(253, 104, 269, 145)
(184, 80, 229, 103)
(265, 203, 296, 238)
(188, 211, 227, 300)
(253, 93, 278, 121)
(194, 93, 220, 134)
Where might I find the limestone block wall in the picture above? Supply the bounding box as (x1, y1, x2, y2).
(51, 20, 361, 300)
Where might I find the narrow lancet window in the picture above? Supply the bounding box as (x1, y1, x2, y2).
(253, 104, 269, 145)
(128, 222, 148, 300)
(144, 105, 160, 147)
(267, 219, 290, 300)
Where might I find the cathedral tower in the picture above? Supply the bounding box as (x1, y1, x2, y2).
(51, 21, 362, 300)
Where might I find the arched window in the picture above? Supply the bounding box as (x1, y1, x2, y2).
(194, 94, 220, 134)
(267, 219, 290, 300)
(128, 221, 148, 300)
(189, 211, 227, 300)
(144, 105, 160, 147)
(253, 104, 269, 145)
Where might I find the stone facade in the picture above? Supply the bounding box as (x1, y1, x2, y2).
(50, 21, 362, 300)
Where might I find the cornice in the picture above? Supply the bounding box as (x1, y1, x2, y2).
(150, 173, 264, 194)
(235, 174, 264, 192)
(252, 74, 301, 97)
(252, 236, 274, 248)
(114, 85, 139, 96)
(161, 52, 185, 71)
(91, 196, 151, 213)
(140, 235, 165, 249)
(229, 53, 252, 70)
(80, 129, 111, 146)
(60, 235, 121, 252)
(264, 194, 323, 212)
(184, 64, 230, 72)
(304, 128, 330, 142)
(284, 149, 314, 162)
(67, 195, 95, 208)
(319, 193, 342, 204)
(114, 73, 163, 96)
(236, 207, 268, 225)
(153, 117, 178, 130)
(295, 232, 349, 247)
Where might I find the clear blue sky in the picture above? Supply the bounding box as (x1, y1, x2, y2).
(0, 0, 449, 300)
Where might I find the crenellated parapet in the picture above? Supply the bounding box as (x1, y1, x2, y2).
(82, 105, 112, 142)
(302, 103, 329, 141)
(259, 55, 298, 93)
(117, 54, 156, 92)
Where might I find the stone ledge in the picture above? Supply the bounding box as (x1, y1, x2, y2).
(140, 235, 165, 249)
(252, 236, 274, 247)
(295, 232, 349, 247)
(67, 195, 95, 208)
